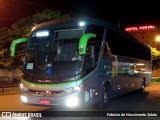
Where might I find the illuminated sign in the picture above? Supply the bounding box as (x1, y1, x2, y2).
(125, 25, 155, 32)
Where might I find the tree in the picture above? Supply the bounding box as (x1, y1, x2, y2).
(150, 47, 160, 70)
(9, 9, 71, 37)
(0, 27, 14, 69)
(0, 9, 71, 69)
(0, 48, 14, 69)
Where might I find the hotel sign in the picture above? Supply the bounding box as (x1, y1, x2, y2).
(125, 25, 155, 32)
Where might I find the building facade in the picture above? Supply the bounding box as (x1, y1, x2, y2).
(125, 24, 160, 77)
(125, 25, 160, 48)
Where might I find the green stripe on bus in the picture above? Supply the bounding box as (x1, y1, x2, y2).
(22, 79, 81, 86)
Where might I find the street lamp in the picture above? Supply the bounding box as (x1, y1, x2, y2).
(149, 35, 160, 46)
(156, 36, 160, 42)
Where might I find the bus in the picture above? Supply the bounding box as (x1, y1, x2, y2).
(10, 17, 152, 109)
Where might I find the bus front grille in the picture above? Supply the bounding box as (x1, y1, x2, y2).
(25, 89, 67, 97)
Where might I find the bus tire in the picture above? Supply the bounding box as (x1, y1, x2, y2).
(96, 83, 111, 110)
(139, 79, 145, 93)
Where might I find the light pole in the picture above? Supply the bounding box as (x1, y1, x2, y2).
(155, 35, 160, 50)
(149, 35, 160, 47)
(156, 36, 160, 42)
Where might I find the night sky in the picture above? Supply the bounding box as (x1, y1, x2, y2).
(0, 0, 160, 28)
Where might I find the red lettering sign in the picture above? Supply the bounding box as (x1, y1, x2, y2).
(125, 25, 155, 32)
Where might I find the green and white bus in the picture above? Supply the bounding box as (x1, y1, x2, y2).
(10, 17, 152, 109)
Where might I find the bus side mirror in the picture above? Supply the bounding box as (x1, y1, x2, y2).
(10, 38, 28, 56)
(78, 33, 96, 55)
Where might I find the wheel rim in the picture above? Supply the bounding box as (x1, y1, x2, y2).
(103, 86, 110, 104)
(104, 91, 108, 103)
(141, 84, 145, 92)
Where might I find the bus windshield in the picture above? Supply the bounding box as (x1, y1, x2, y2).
(23, 25, 104, 83)
(25, 29, 84, 64)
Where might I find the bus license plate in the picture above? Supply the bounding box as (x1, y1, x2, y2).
(40, 99, 51, 104)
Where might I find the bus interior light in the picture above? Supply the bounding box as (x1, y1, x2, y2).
(136, 63, 145, 66)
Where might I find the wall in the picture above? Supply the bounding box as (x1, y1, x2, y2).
(0, 69, 22, 82)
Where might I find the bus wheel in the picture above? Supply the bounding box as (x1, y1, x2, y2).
(139, 80, 145, 93)
(96, 84, 111, 110)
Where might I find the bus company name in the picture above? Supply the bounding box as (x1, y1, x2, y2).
(125, 25, 155, 32)
(117, 62, 131, 67)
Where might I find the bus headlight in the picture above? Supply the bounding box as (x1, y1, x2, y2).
(66, 97, 79, 107)
(64, 85, 82, 94)
(21, 95, 28, 103)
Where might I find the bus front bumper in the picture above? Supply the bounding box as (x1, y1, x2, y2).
(20, 90, 84, 108)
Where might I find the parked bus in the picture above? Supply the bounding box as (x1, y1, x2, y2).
(10, 17, 152, 109)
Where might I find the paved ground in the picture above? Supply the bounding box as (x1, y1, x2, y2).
(1, 82, 160, 120)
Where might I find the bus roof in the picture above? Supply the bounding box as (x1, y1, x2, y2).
(33, 17, 115, 30)
(32, 17, 150, 50)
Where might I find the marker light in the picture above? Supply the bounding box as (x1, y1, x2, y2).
(21, 95, 28, 103)
(79, 21, 85, 27)
(20, 83, 24, 88)
(20, 83, 28, 91)
(31, 26, 36, 31)
(36, 30, 49, 37)
(66, 97, 79, 107)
